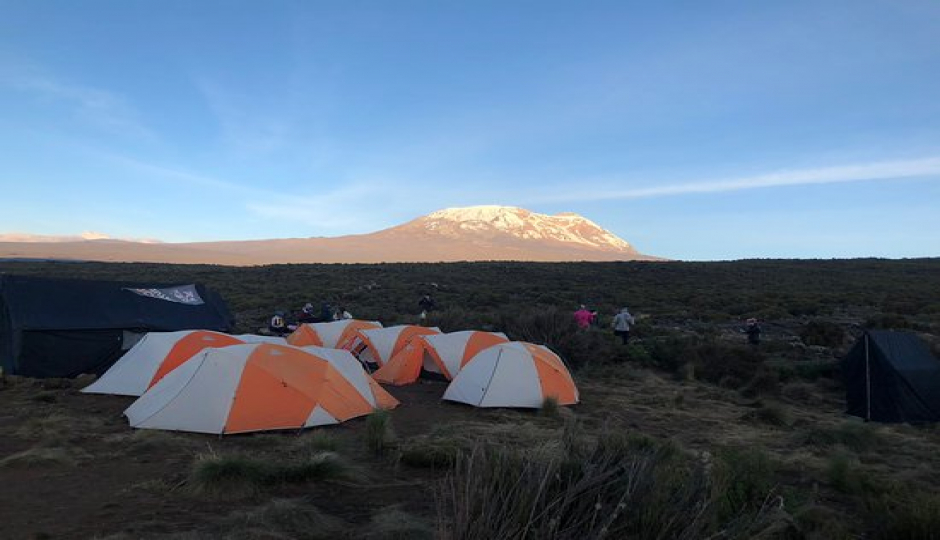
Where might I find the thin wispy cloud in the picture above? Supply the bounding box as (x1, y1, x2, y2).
(1, 63, 154, 139)
(527, 157, 940, 204)
(247, 182, 413, 233)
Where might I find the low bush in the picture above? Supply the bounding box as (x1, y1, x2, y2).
(435, 434, 791, 540)
(218, 498, 348, 540)
(743, 401, 793, 427)
(366, 409, 396, 456)
(800, 320, 846, 348)
(188, 450, 353, 498)
(802, 421, 883, 453)
(865, 490, 940, 540)
(826, 453, 882, 495)
(362, 505, 435, 540)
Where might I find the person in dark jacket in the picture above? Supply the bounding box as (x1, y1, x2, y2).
(743, 318, 762, 345)
(297, 303, 317, 324)
(268, 311, 290, 336)
(319, 302, 333, 323)
(419, 294, 436, 313)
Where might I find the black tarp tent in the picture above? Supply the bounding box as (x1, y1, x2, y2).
(843, 330, 940, 423)
(0, 274, 235, 378)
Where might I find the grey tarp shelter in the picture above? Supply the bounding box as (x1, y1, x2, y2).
(0, 274, 235, 378)
(843, 330, 940, 423)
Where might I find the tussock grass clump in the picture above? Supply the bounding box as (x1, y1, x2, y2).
(827, 453, 874, 495)
(436, 434, 791, 540)
(866, 490, 940, 540)
(800, 320, 846, 348)
(105, 429, 197, 454)
(361, 505, 435, 540)
(295, 431, 340, 452)
(803, 421, 883, 453)
(399, 437, 464, 469)
(0, 446, 79, 468)
(188, 449, 353, 498)
(219, 498, 348, 540)
(366, 409, 396, 456)
(539, 396, 561, 419)
(743, 401, 794, 427)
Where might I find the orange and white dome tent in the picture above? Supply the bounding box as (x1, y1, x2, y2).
(373, 330, 509, 386)
(297, 345, 398, 410)
(423, 330, 510, 380)
(353, 325, 442, 368)
(287, 320, 383, 349)
(125, 343, 399, 435)
(443, 342, 579, 408)
(83, 330, 284, 396)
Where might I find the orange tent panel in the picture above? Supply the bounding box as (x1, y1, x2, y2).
(149, 331, 244, 389)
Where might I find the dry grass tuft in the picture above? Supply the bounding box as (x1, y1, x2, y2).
(0, 446, 81, 468)
(188, 449, 355, 499)
(218, 498, 349, 540)
(360, 505, 434, 540)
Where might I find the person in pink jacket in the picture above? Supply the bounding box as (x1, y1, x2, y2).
(574, 305, 594, 329)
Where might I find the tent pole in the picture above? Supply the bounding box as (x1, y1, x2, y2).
(865, 334, 871, 421)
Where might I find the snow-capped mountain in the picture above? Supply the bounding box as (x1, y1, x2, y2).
(391, 206, 636, 252)
(0, 206, 658, 264)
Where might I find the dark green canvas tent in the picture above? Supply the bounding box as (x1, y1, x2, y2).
(0, 274, 234, 378)
(843, 330, 940, 423)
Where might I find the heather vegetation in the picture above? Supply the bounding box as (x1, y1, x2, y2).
(1, 258, 939, 539)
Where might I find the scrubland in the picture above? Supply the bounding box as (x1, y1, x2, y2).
(1, 258, 939, 539)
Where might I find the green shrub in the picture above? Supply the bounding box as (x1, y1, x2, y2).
(826, 452, 881, 495)
(539, 396, 561, 419)
(362, 505, 434, 540)
(865, 489, 940, 539)
(743, 401, 793, 427)
(219, 498, 348, 540)
(188, 450, 353, 497)
(803, 422, 883, 453)
(800, 320, 846, 348)
(366, 409, 396, 456)
(435, 437, 790, 540)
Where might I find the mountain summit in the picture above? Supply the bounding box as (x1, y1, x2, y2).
(0, 205, 658, 265)
(390, 205, 636, 252)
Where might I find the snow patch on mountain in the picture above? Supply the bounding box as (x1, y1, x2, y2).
(416, 205, 634, 251)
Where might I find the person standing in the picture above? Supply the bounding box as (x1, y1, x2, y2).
(611, 307, 636, 345)
(574, 305, 593, 329)
(418, 294, 436, 326)
(743, 318, 762, 346)
(419, 294, 436, 313)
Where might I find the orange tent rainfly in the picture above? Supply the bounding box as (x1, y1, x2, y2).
(287, 319, 383, 349)
(443, 341, 579, 408)
(83, 330, 284, 396)
(421, 330, 510, 380)
(125, 343, 399, 435)
(373, 330, 510, 385)
(353, 325, 442, 368)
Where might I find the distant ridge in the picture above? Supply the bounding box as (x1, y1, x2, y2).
(0, 205, 662, 265)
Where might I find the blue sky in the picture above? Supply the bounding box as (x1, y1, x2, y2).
(1, 0, 938, 260)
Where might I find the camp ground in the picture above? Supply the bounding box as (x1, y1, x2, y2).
(3, 259, 940, 539)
